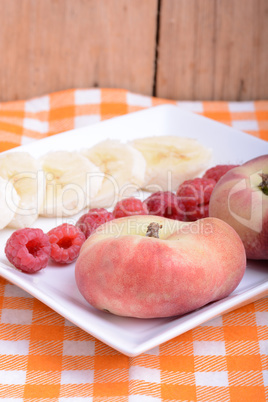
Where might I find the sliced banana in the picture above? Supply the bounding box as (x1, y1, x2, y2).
(81, 139, 146, 208)
(131, 136, 212, 192)
(0, 177, 20, 229)
(40, 151, 103, 217)
(0, 152, 45, 228)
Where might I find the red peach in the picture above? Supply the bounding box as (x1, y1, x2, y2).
(209, 154, 268, 259)
(75, 215, 246, 318)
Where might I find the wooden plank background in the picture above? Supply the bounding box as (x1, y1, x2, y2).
(157, 0, 268, 100)
(0, 0, 267, 102)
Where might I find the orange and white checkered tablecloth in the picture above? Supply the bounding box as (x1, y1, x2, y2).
(0, 88, 267, 401)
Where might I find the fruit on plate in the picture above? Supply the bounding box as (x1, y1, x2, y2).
(209, 154, 268, 260)
(0, 177, 20, 229)
(176, 177, 216, 221)
(75, 215, 246, 318)
(5, 228, 51, 273)
(76, 208, 114, 239)
(130, 136, 212, 192)
(0, 152, 45, 228)
(81, 140, 146, 208)
(47, 223, 85, 264)
(144, 191, 186, 220)
(203, 164, 239, 182)
(40, 151, 102, 217)
(113, 197, 148, 218)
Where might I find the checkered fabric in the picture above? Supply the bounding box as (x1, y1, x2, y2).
(0, 88, 267, 401)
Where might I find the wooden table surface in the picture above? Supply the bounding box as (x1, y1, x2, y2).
(0, 0, 267, 102)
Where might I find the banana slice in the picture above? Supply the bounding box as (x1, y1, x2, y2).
(131, 136, 212, 192)
(0, 177, 20, 229)
(40, 151, 103, 217)
(81, 139, 146, 208)
(0, 152, 45, 228)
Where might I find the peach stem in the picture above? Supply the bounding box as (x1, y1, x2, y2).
(146, 222, 163, 238)
(259, 173, 268, 196)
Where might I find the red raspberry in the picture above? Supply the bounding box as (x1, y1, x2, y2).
(176, 178, 216, 221)
(144, 191, 186, 221)
(48, 223, 85, 264)
(113, 197, 148, 218)
(5, 228, 51, 273)
(76, 208, 114, 239)
(203, 164, 239, 182)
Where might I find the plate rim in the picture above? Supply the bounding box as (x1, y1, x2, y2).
(0, 104, 268, 356)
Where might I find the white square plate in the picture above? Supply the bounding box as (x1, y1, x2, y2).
(0, 105, 268, 356)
